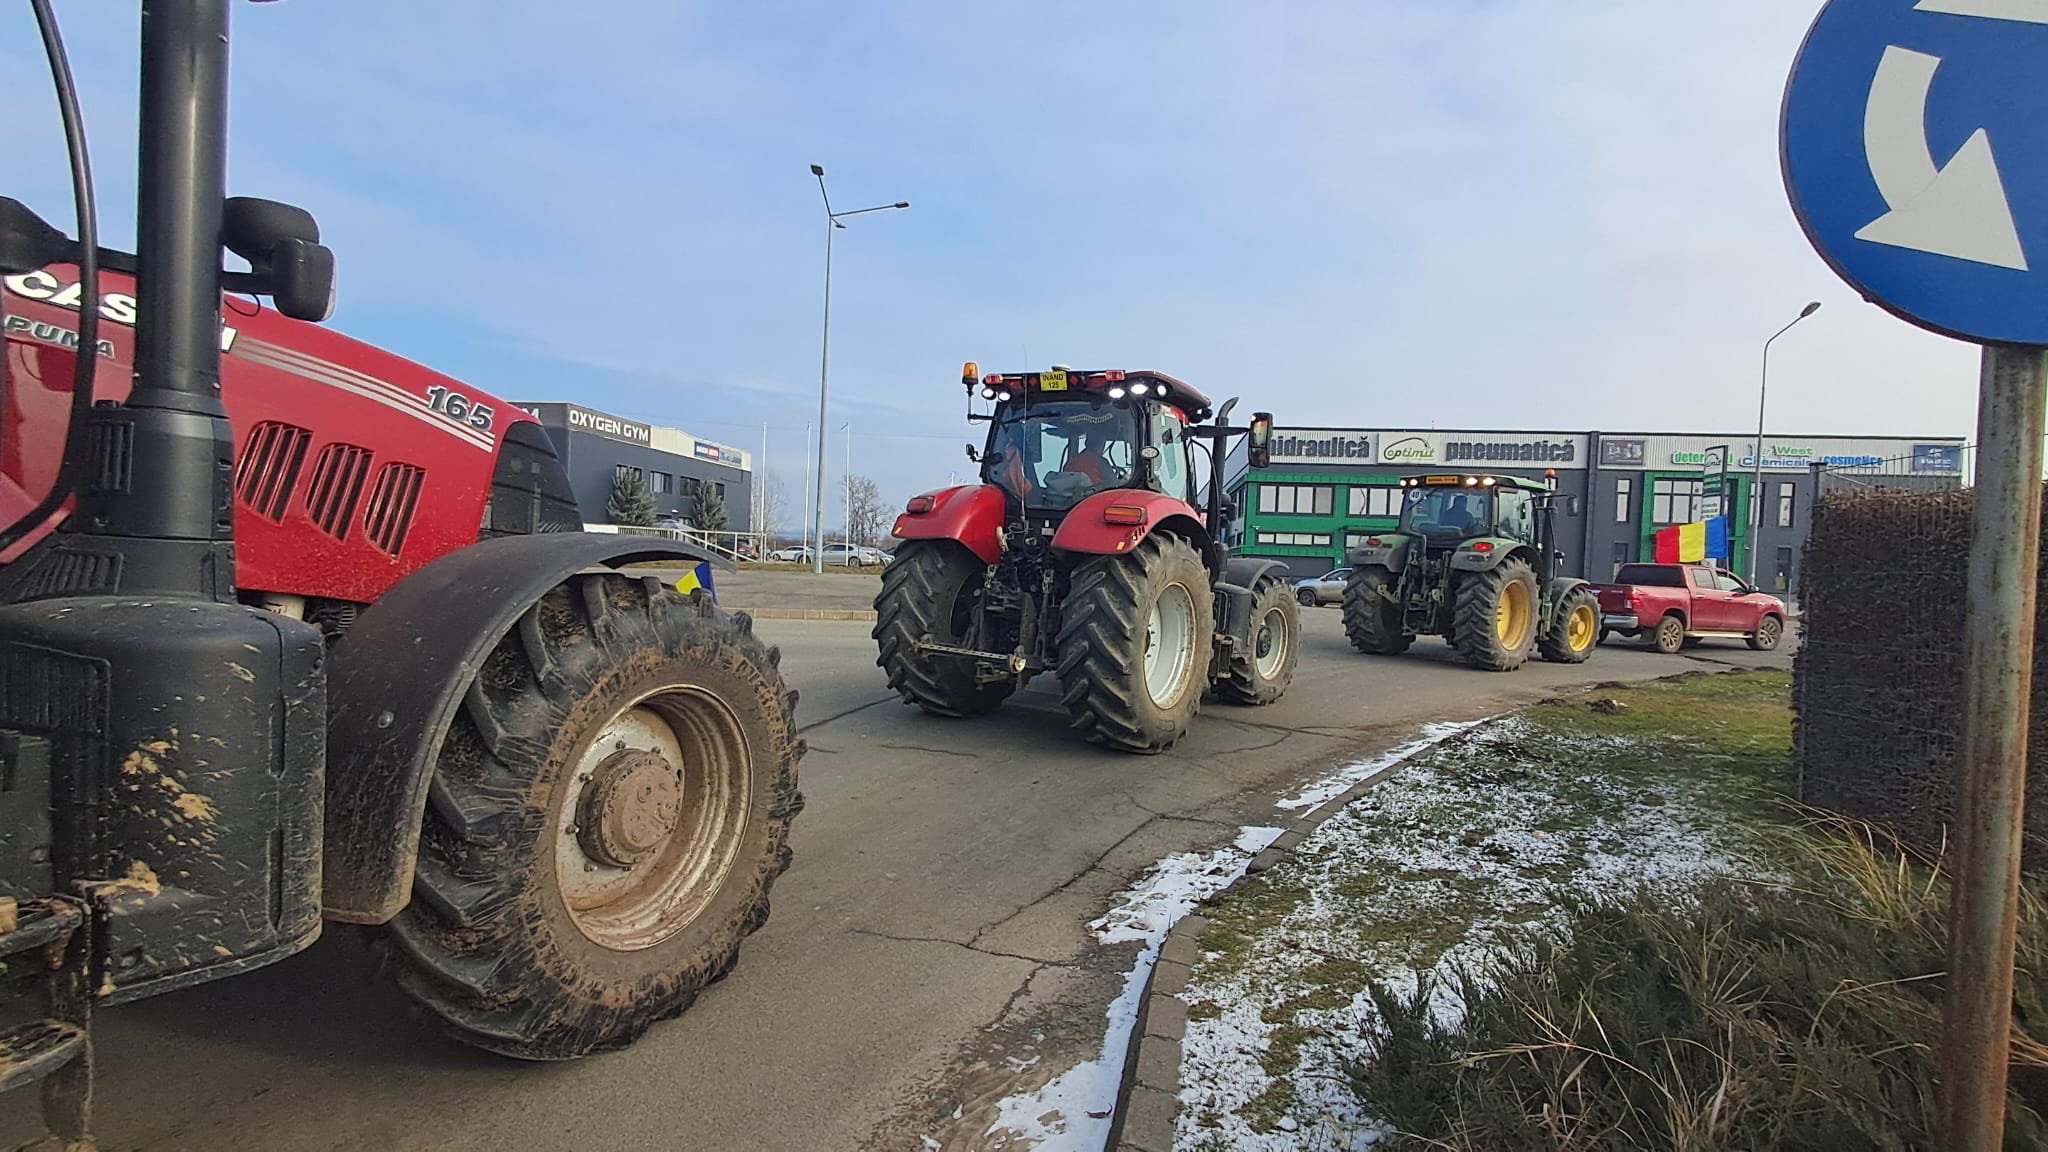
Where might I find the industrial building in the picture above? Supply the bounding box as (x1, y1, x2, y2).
(1224, 428, 1966, 595)
(513, 402, 753, 529)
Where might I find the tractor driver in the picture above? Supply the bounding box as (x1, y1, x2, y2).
(1062, 427, 1120, 487)
(1444, 493, 1488, 533)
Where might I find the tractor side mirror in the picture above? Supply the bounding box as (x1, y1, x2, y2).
(1248, 411, 1274, 470)
(0, 197, 75, 275)
(222, 197, 337, 322)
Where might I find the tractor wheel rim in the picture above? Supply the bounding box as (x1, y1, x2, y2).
(1254, 605, 1288, 678)
(1495, 579, 1534, 650)
(554, 684, 753, 952)
(1144, 580, 1198, 708)
(1566, 603, 1597, 651)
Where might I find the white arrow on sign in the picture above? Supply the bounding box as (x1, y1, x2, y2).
(1915, 0, 2048, 23)
(1853, 46, 2028, 270)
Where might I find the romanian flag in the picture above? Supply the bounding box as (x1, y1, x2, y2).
(673, 560, 717, 602)
(1652, 521, 1708, 564)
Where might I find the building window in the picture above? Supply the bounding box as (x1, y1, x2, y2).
(1259, 484, 1334, 516)
(1777, 482, 1795, 528)
(649, 471, 673, 494)
(1651, 477, 1702, 525)
(1255, 531, 1333, 547)
(1611, 541, 1631, 578)
(1615, 476, 1632, 522)
(714, 482, 726, 500)
(614, 464, 644, 484)
(1775, 546, 1794, 593)
(1346, 485, 1400, 518)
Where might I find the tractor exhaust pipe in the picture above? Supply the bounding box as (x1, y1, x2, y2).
(131, 0, 231, 416)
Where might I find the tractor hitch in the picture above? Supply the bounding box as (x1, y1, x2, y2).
(912, 638, 1042, 683)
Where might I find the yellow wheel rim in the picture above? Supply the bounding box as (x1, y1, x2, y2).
(1495, 579, 1534, 650)
(1566, 602, 1597, 652)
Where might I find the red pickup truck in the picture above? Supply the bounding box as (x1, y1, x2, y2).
(1592, 563, 1789, 655)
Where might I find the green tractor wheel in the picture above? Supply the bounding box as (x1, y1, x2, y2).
(1342, 567, 1412, 656)
(1538, 585, 1600, 664)
(1452, 558, 1539, 672)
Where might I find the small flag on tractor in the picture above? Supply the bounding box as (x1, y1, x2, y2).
(674, 560, 716, 601)
(1652, 522, 1708, 564)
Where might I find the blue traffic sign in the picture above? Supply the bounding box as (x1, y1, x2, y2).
(1782, 1, 2048, 345)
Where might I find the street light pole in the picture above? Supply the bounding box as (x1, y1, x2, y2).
(1749, 301, 1822, 585)
(809, 164, 908, 574)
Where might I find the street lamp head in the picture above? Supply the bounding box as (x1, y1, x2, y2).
(1800, 301, 1822, 318)
(832, 220, 847, 230)
(810, 164, 825, 177)
(894, 201, 910, 209)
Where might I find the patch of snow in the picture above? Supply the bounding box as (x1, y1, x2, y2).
(984, 828, 1285, 1149)
(1174, 717, 1752, 1152)
(1273, 720, 1491, 814)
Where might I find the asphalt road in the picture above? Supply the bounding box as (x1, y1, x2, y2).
(0, 609, 1792, 1152)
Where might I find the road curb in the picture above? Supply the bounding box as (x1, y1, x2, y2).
(727, 607, 877, 621)
(1108, 729, 1482, 1152)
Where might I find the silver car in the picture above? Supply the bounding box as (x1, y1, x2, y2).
(1294, 567, 1352, 607)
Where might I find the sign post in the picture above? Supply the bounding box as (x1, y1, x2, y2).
(1783, 4, 2048, 1145)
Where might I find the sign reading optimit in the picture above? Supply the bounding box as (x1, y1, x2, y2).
(1269, 431, 1376, 463)
(566, 405, 652, 445)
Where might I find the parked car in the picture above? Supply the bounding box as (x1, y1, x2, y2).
(819, 542, 886, 566)
(1590, 563, 1788, 654)
(1293, 567, 1352, 607)
(767, 545, 812, 563)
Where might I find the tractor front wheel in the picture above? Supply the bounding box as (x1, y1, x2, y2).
(1342, 567, 1413, 656)
(382, 574, 803, 1060)
(1538, 586, 1600, 664)
(872, 540, 1016, 717)
(1452, 558, 1539, 672)
(1215, 575, 1299, 706)
(1055, 533, 1214, 753)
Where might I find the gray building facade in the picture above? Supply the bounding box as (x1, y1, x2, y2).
(514, 402, 753, 530)
(1225, 428, 1966, 597)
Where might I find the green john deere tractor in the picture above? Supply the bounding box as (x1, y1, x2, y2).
(1341, 473, 1599, 672)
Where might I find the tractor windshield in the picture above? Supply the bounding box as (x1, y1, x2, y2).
(984, 399, 1139, 511)
(1400, 487, 1492, 539)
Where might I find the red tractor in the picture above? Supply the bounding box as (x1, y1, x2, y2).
(874, 363, 1298, 754)
(0, 3, 803, 1146)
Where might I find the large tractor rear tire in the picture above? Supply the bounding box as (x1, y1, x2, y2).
(1342, 567, 1413, 656)
(1538, 585, 1600, 664)
(872, 539, 1016, 717)
(1452, 558, 1540, 672)
(1055, 533, 1214, 753)
(383, 574, 804, 1060)
(1214, 575, 1299, 706)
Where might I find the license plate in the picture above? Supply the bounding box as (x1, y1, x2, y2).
(1039, 370, 1068, 392)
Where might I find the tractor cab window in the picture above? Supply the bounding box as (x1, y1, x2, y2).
(1148, 408, 1194, 504)
(983, 399, 1138, 511)
(1400, 487, 1492, 539)
(1494, 490, 1534, 543)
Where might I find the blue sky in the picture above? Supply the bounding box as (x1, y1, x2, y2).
(1, 1, 1982, 523)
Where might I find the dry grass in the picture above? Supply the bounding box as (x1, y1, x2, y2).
(1352, 813, 2048, 1150)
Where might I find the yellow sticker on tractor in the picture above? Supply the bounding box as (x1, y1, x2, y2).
(1039, 370, 1068, 392)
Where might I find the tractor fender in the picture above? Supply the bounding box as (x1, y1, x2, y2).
(892, 484, 1006, 565)
(321, 532, 733, 924)
(1348, 534, 1412, 574)
(1541, 576, 1595, 623)
(1448, 541, 1537, 574)
(1050, 490, 1217, 570)
(1215, 556, 1291, 638)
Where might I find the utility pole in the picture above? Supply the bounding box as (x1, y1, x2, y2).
(1750, 302, 1821, 584)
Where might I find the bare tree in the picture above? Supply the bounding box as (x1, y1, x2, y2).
(757, 473, 788, 540)
(845, 474, 887, 546)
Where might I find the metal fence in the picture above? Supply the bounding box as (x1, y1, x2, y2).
(1793, 461, 2048, 870)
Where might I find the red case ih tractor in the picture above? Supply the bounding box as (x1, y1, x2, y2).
(874, 363, 1299, 754)
(0, 3, 804, 1146)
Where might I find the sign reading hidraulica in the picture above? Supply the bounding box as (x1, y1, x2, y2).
(1269, 431, 1376, 464)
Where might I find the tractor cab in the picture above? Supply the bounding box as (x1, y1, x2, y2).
(1395, 473, 1547, 550)
(969, 366, 1214, 518)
